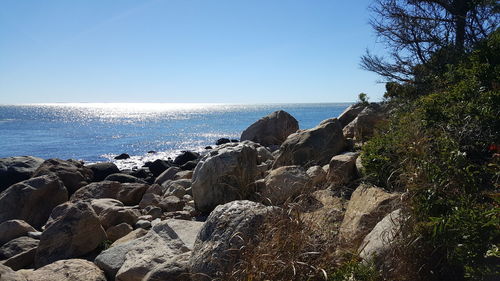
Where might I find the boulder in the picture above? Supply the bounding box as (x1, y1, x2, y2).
(87, 162, 120, 182)
(359, 209, 403, 266)
(0, 220, 36, 246)
(215, 138, 231, 145)
(158, 196, 185, 212)
(190, 200, 276, 280)
(180, 161, 197, 171)
(240, 110, 299, 147)
(26, 259, 106, 281)
(273, 118, 346, 168)
(2, 248, 37, 271)
(0, 156, 44, 192)
(155, 167, 181, 185)
(163, 219, 204, 250)
(145, 159, 171, 177)
(95, 221, 191, 281)
(114, 153, 130, 160)
(0, 176, 68, 229)
(34, 201, 106, 268)
(0, 236, 38, 260)
(104, 173, 146, 184)
(191, 142, 259, 212)
(0, 264, 26, 281)
(327, 152, 359, 186)
(70, 181, 148, 205)
(32, 159, 93, 195)
(174, 170, 193, 180)
(106, 223, 133, 242)
(163, 179, 190, 198)
(111, 228, 148, 247)
(259, 166, 312, 205)
(338, 184, 400, 250)
(142, 252, 191, 281)
(338, 103, 366, 127)
(301, 189, 345, 237)
(306, 165, 327, 186)
(173, 151, 199, 166)
(90, 199, 140, 229)
(343, 103, 386, 141)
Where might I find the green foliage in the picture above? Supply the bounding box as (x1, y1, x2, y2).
(361, 30, 500, 280)
(357, 93, 370, 105)
(328, 259, 381, 281)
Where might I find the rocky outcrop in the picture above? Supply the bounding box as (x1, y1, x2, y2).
(0, 156, 44, 192)
(338, 103, 366, 127)
(90, 199, 140, 230)
(301, 189, 346, 237)
(343, 103, 386, 141)
(35, 201, 106, 268)
(338, 184, 400, 250)
(32, 159, 93, 195)
(273, 118, 346, 168)
(240, 110, 299, 147)
(155, 167, 181, 185)
(0, 236, 38, 260)
(70, 181, 148, 205)
(191, 142, 259, 212)
(104, 173, 146, 184)
(0, 220, 36, 246)
(258, 166, 312, 205)
(26, 259, 106, 281)
(306, 165, 327, 186)
(87, 162, 120, 182)
(95, 221, 191, 281)
(173, 151, 200, 166)
(106, 223, 133, 242)
(327, 152, 359, 186)
(359, 209, 403, 266)
(0, 176, 67, 229)
(0, 264, 26, 281)
(190, 200, 276, 280)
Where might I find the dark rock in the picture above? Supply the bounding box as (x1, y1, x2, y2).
(145, 159, 171, 177)
(173, 151, 199, 166)
(104, 173, 146, 184)
(180, 161, 197, 171)
(0, 156, 44, 192)
(0, 220, 36, 246)
(231, 139, 239, 142)
(32, 158, 93, 195)
(0, 236, 38, 260)
(147, 151, 156, 154)
(240, 110, 299, 147)
(0, 175, 68, 229)
(87, 162, 120, 182)
(204, 146, 212, 150)
(114, 153, 130, 160)
(215, 138, 231, 145)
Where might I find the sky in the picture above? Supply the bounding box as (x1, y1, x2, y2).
(0, 0, 386, 104)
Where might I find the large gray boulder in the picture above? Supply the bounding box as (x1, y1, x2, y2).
(240, 110, 299, 147)
(70, 181, 148, 205)
(87, 162, 120, 182)
(338, 103, 366, 127)
(0, 156, 44, 192)
(338, 184, 400, 250)
(0, 236, 38, 260)
(259, 165, 312, 205)
(190, 200, 276, 280)
(326, 152, 359, 186)
(32, 159, 93, 195)
(26, 259, 107, 281)
(191, 142, 260, 212)
(343, 103, 386, 141)
(273, 118, 346, 168)
(0, 175, 68, 229)
(0, 220, 36, 246)
(90, 199, 140, 230)
(95, 221, 191, 281)
(35, 201, 106, 268)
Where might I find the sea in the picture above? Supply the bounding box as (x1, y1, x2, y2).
(0, 103, 350, 169)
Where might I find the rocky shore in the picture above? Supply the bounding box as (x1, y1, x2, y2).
(0, 103, 399, 281)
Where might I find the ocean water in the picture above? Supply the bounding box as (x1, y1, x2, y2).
(0, 103, 349, 169)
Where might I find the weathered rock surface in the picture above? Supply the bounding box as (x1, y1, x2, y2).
(26, 259, 106, 281)
(163, 219, 204, 250)
(106, 223, 133, 242)
(306, 165, 327, 186)
(0, 156, 44, 192)
(273, 118, 346, 168)
(259, 166, 311, 205)
(145, 159, 171, 177)
(32, 159, 93, 195)
(0, 264, 26, 281)
(338, 103, 366, 127)
(343, 103, 386, 141)
(104, 173, 146, 184)
(90, 199, 140, 229)
(71, 181, 148, 205)
(0, 220, 36, 246)
(301, 189, 346, 233)
(327, 152, 359, 186)
(0, 236, 38, 260)
(142, 252, 191, 281)
(95, 221, 191, 281)
(240, 110, 299, 147)
(35, 201, 106, 268)
(87, 162, 120, 182)
(173, 151, 199, 166)
(191, 142, 259, 212)
(338, 184, 400, 250)
(0, 176, 67, 229)
(155, 167, 181, 185)
(359, 209, 403, 265)
(111, 229, 148, 247)
(190, 200, 276, 280)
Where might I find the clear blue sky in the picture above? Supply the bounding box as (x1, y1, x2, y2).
(0, 0, 386, 104)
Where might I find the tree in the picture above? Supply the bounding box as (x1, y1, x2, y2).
(361, 0, 499, 83)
